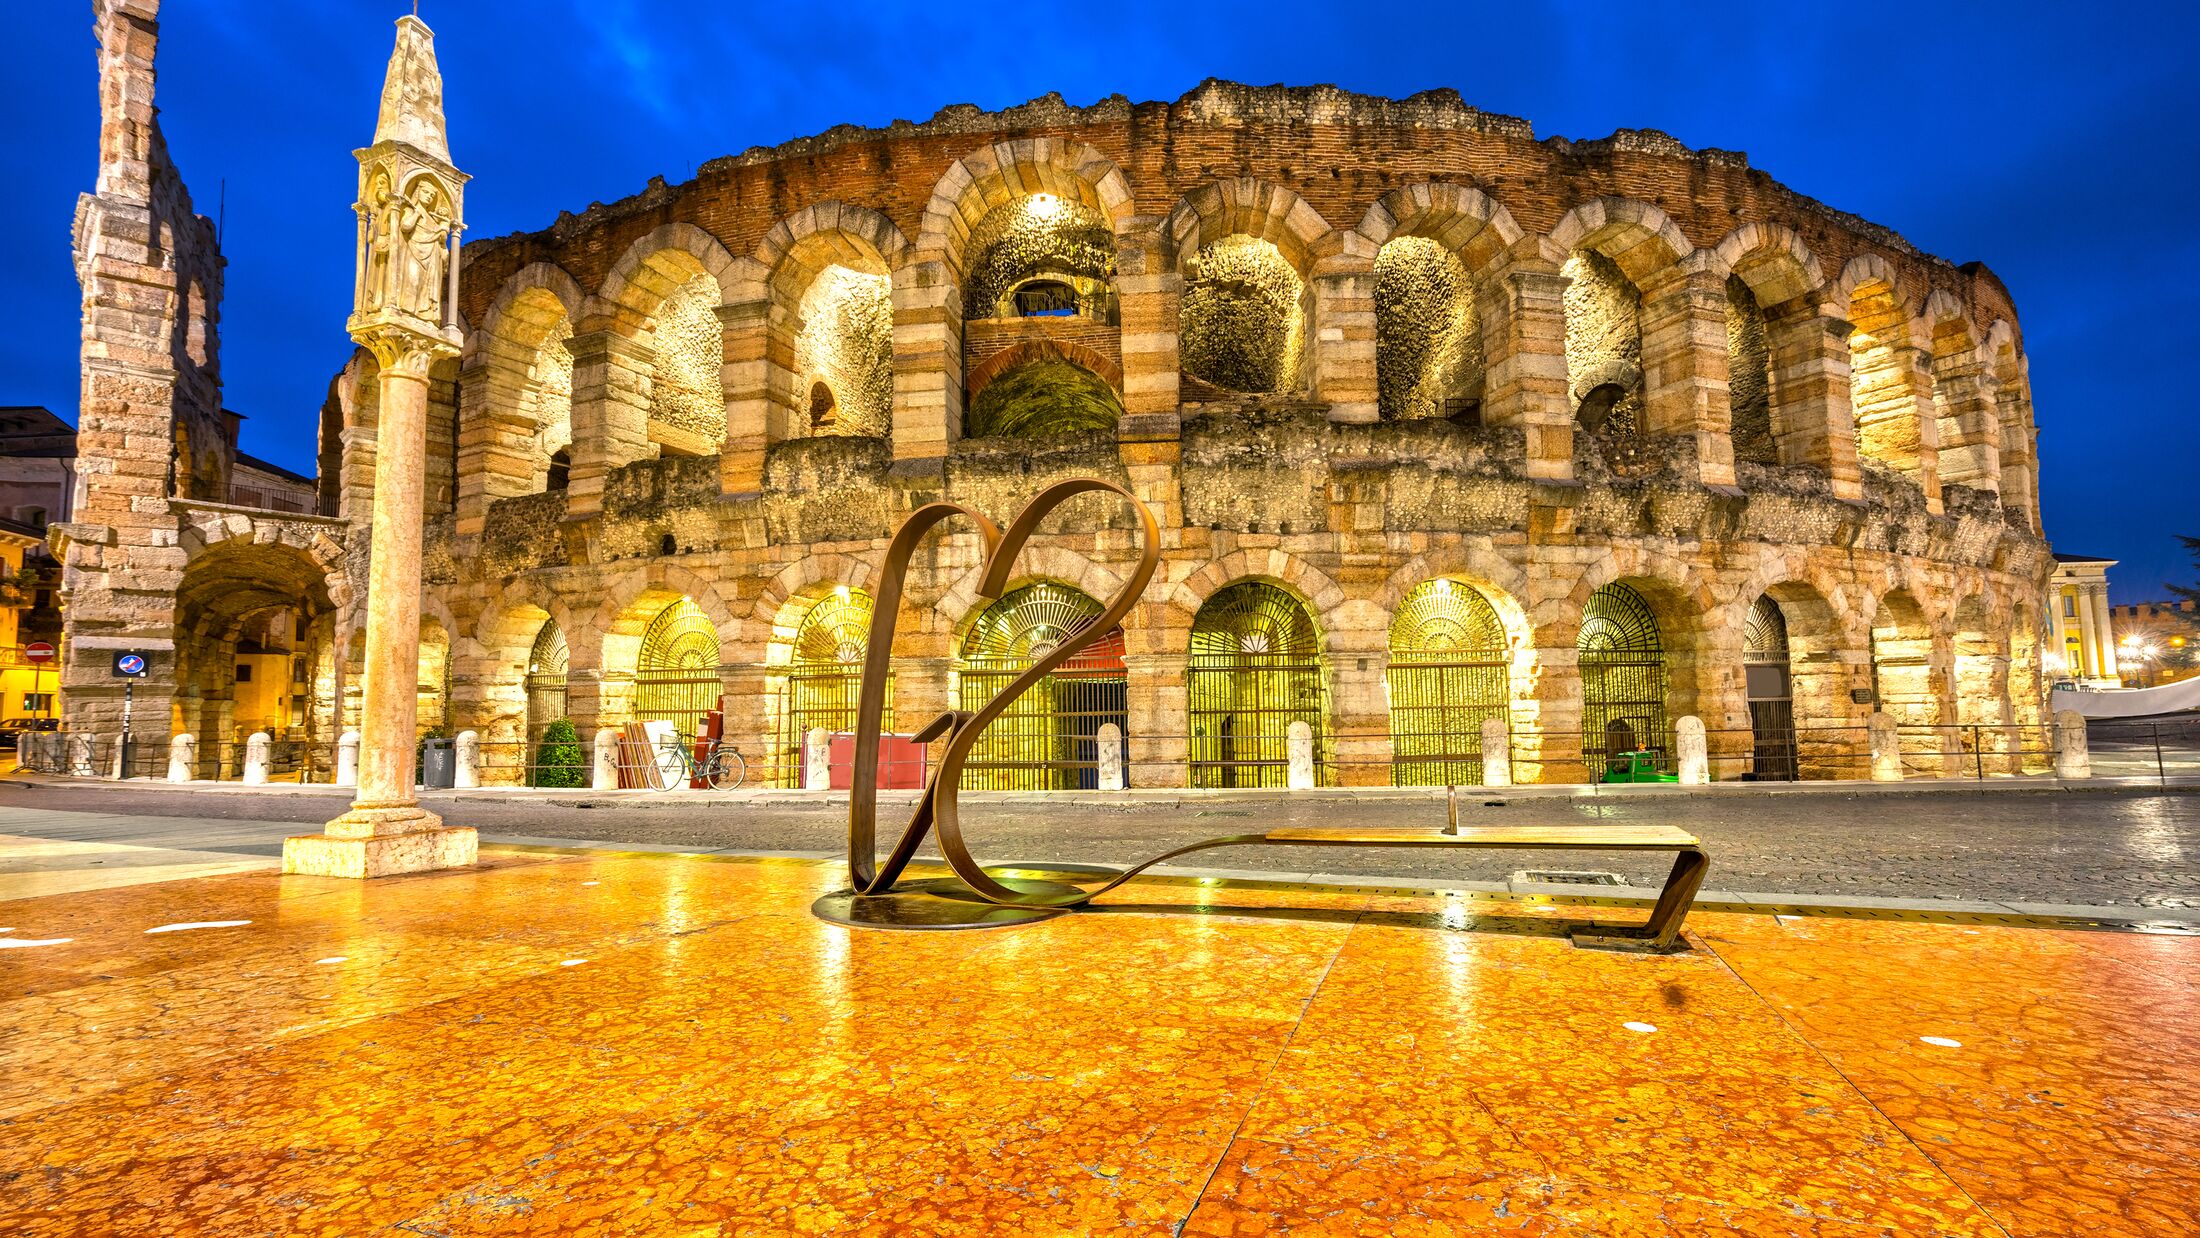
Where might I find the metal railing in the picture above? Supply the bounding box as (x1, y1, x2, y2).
(14, 718, 2198, 790)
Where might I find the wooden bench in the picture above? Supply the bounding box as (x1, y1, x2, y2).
(1172, 823, 1710, 951)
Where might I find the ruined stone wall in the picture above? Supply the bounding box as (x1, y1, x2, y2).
(373, 82, 2059, 785)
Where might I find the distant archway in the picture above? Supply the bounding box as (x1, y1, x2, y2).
(634, 598, 722, 738)
(1577, 583, 1669, 772)
(956, 582, 1127, 790)
(1187, 582, 1329, 787)
(1386, 578, 1511, 785)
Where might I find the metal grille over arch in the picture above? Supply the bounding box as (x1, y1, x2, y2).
(1577, 583, 1669, 772)
(523, 619, 569, 747)
(956, 583, 1127, 790)
(1386, 579, 1510, 786)
(1744, 595, 1799, 781)
(773, 589, 886, 787)
(1187, 582, 1331, 788)
(634, 598, 722, 739)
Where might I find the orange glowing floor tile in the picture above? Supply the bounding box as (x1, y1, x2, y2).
(2, 846, 2196, 1236)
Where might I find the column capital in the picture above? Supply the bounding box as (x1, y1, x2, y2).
(352, 322, 455, 377)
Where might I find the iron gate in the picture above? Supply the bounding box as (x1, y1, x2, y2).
(635, 598, 722, 740)
(1744, 595, 1799, 781)
(957, 583, 1127, 790)
(773, 589, 882, 786)
(1577, 583, 1669, 773)
(1187, 582, 1330, 788)
(1387, 579, 1511, 785)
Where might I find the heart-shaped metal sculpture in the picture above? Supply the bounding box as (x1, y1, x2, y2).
(840, 478, 1160, 909)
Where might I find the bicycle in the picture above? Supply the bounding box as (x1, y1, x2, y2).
(640, 732, 748, 791)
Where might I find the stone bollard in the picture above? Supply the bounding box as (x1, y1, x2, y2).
(66, 732, 95, 777)
(1096, 722, 1125, 791)
(334, 730, 361, 788)
(1675, 715, 1709, 785)
(592, 728, 620, 791)
(1286, 720, 1315, 790)
(242, 732, 272, 785)
(1480, 717, 1511, 787)
(804, 727, 832, 791)
(454, 730, 480, 789)
(167, 733, 197, 783)
(1867, 712, 1904, 782)
(2052, 709, 2091, 780)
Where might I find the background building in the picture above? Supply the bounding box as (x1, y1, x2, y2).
(2049, 555, 2120, 686)
(2111, 598, 2197, 688)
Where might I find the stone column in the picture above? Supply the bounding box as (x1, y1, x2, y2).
(1115, 231, 1187, 528)
(889, 261, 960, 484)
(1328, 646, 1393, 787)
(716, 297, 772, 497)
(1480, 254, 1574, 481)
(287, 338, 477, 877)
(2075, 589, 2101, 680)
(888, 656, 954, 739)
(562, 329, 654, 519)
(1124, 650, 1188, 789)
(1636, 257, 1736, 488)
(2092, 588, 2119, 681)
(1763, 303, 1863, 502)
(1313, 271, 1379, 424)
(1480, 717, 1512, 787)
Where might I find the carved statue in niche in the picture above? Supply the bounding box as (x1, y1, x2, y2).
(394, 179, 451, 323)
(361, 173, 396, 312)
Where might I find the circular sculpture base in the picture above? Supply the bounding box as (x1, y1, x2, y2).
(811, 876, 1077, 931)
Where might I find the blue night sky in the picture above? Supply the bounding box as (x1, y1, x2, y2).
(5, 2, 2196, 600)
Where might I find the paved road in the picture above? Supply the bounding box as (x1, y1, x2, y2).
(1, 780, 2194, 909)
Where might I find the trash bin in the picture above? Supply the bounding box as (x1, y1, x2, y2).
(420, 737, 456, 789)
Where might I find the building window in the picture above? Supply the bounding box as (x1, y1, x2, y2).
(235, 664, 253, 683)
(2063, 594, 2076, 618)
(23, 693, 53, 712)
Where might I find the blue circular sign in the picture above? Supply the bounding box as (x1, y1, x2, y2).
(117, 654, 146, 676)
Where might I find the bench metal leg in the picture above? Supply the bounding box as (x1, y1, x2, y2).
(1641, 847, 1710, 949)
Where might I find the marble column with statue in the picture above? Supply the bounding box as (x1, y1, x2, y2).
(284, 13, 476, 878)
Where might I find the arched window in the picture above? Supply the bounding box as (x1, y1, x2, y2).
(1387, 579, 1511, 786)
(1010, 279, 1080, 318)
(1188, 582, 1329, 788)
(957, 583, 1127, 790)
(1577, 584, 1668, 772)
(524, 620, 569, 746)
(809, 381, 839, 430)
(546, 447, 571, 492)
(635, 598, 721, 738)
(773, 589, 885, 787)
(1744, 595, 1797, 781)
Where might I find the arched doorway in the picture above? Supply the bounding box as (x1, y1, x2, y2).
(1578, 583, 1669, 773)
(1386, 579, 1510, 785)
(524, 619, 569, 744)
(1187, 582, 1330, 788)
(956, 582, 1127, 790)
(772, 588, 882, 787)
(418, 619, 451, 739)
(1871, 590, 1942, 773)
(634, 598, 721, 738)
(1744, 595, 1799, 781)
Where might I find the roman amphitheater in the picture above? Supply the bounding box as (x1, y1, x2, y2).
(65, 67, 2057, 788)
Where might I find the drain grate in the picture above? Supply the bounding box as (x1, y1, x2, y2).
(1512, 869, 1627, 886)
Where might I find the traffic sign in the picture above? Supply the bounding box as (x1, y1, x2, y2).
(23, 641, 54, 663)
(112, 650, 150, 678)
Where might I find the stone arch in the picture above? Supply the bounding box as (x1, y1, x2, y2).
(1870, 587, 1949, 774)
(1925, 292, 1998, 493)
(1354, 183, 1524, 278)
(750, 552, 880, 659)
(1185, 575, 1333, 788)
(587, 224, 740, 463)
(1384, 571, 1533, 786)
(1984, 318, 2040, 528)
(934, 544, 1132, 641)
(1161, 548, 1349, 655)
(1838, 256, 1938, 501)
(965, 338, 1125, 405)
(736, 202, 910, 455)
(1713, 223, 1829, 469)
(461, 262, 585, 518)
(1550, 199, 1690, 439)
(169, 521, 348, 780)
(1952, 593, 2015, 771)
(1563, 564, 1709, 770)
(759, 579, 884, 785)
(1740, 573, 1858, 777)
(915, 138, 1138, 281)
(1166, 180, 1331, 397)
(1711, 222, 1824, 308)
(962, 348, 1125, 439)
(470, 576, 583, 755)
(1162, 177, 1332, 276)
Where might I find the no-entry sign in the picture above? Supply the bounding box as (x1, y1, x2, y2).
(22, 641, 54, 663)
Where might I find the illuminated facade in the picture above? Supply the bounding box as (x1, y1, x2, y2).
(2048, 555, 2120, 687)
(56, 6, 2063, 785)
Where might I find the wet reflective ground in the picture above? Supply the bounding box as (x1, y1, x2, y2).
(1, 848, 2195, 1235)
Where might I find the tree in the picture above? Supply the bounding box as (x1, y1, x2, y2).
(531, 717, 587, 788)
